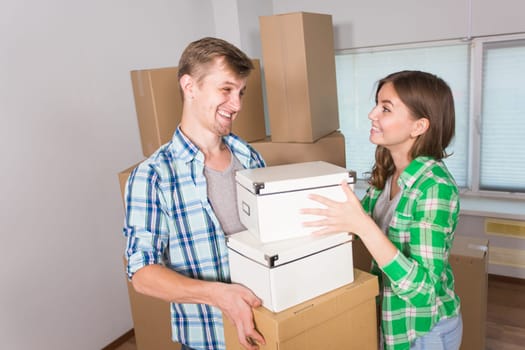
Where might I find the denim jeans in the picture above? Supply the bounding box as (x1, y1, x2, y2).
(181, 345, 195, 350)
(410, 314, 463, 350)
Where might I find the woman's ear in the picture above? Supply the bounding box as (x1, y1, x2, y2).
(179, 74, 194, 100)
(412, 117, 430, 137)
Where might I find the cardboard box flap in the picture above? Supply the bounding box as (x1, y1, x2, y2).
(226, 230, 352, 267)
(236, 161, 355, 195)
(252, 270, 378, 342)
(451, 236, 488, 259)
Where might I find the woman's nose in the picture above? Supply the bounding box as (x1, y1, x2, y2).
(368, 107, 378, 121)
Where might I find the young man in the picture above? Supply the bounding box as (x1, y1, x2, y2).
(123, 37, 266, 350)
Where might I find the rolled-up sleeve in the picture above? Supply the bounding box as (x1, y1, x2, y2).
(123, 163, 170, 279)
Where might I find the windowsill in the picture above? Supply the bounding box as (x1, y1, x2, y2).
(354, 181, 525, 221)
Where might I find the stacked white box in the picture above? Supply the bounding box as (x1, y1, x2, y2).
(227, 230, 354, 312)
(227, 161, 357, 312)
(235, 161, 356, 243)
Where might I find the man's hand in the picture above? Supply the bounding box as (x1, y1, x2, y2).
(213, 283, 266, 349)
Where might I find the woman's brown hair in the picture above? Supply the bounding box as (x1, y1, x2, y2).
(369, 70, 456, 189)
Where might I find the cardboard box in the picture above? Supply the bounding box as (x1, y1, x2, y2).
(260, 12, 339, 142)
(124, 263, 180, 350)
(250, 131, 346, 167)
(224, 269, 378, 350)
(227, 231, 354, 312)
(353, 234, 489, 350)
(131, 59, 266, 157)
(118, 162, 142, 207)
(352, 237, 374, 273)
(236, 161, 355, 242)
(118, 163, 180, 350)
(449, 236, 489, 350)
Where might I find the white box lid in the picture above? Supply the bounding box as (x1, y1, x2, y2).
(226, 230, 352, 267)
(236, 161, 355, 195)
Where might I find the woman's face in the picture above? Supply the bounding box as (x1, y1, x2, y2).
(368, 82, 424, 156)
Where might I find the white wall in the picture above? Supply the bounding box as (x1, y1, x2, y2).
(0, 1, 215, 349)
(210, 0, 273, 59)
(271, 0, 525, 49)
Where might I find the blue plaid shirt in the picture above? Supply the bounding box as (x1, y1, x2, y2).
(123, 127, 265, 350)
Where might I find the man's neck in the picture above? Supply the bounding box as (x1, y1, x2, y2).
(179, 122, 231, 171)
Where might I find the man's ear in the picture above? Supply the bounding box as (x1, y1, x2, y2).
(412, 117, 430, 137)
(179, 74, 194, 100)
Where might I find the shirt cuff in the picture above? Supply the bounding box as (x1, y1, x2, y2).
(380, 250, 414, 283)
(126, 251, 162, 279)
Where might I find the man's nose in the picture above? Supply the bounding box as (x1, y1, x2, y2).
(229, 93, 242, 111)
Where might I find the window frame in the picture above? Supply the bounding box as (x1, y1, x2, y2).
(467, 33, 525, 199)
(336, 34, 525, 200)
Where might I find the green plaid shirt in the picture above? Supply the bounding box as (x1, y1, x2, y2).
(361, 156, 461, 350)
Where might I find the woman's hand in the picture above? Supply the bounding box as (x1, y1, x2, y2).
(301, 181, 371, 236)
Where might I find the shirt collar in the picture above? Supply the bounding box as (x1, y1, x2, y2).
(168, 126, 202, 163)
(168, 126, 255, 168)
(398, 156, 436, 189)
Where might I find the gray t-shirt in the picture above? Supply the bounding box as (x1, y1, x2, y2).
(204, 152, 245, 235)
(372, 176, 401, 235)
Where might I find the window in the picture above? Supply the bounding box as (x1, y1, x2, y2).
(478, 39, 525, 192)
(335, 35, 525, 195)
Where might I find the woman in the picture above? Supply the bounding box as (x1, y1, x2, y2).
(303, 70, 462, 350)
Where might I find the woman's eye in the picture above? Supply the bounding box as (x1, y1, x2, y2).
(382, 106, 390, 113)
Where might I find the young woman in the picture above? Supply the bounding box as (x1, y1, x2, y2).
(303, 70, 462, 350)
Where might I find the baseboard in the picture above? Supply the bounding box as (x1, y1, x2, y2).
(102, 329, 135, 350)
(488, 273, 525, 285)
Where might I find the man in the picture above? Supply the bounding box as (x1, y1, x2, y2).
(123, 37, 266, 350)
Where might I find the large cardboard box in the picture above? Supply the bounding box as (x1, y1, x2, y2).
(131, 59, 266, 157)
(236, 161, 355, 242)
(118, 162, 142, 207)
(250, 131, 346, 167)
(123, 261, 180, 350)
(227, 231, 354, 312)
(352, 235, 489, 350)
(224, 269, 378, 350)
(449, 236, 489, 350)
(260, 12, 339, 142)
(118, 164, 180, 350)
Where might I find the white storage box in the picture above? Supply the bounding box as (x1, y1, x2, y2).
(227, 230, 354, 312)
(236, 161, 356, 243)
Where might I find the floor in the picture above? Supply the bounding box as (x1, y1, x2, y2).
(111, 275, 525, 350)
(485, 275, 525, 350)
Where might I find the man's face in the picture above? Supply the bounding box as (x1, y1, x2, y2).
(192, 57, 248, 137)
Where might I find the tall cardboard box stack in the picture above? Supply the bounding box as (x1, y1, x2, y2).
(223, 12, 379, 349)
(251, 12, 346, 168)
